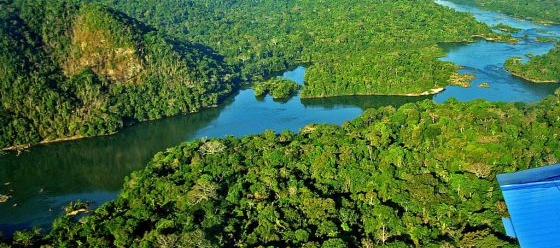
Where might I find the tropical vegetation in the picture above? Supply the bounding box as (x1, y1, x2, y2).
(2, 0, 560, 247)
(90, 0, 498, 98)
(505, 44, 560, 83)
(2, 89, 559, 247)
(0, 0, 233, 149)
(254, 78, 300, 100)
(454, 0, 560, 84)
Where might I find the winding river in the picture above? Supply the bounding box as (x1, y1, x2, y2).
(0, 0, 559, 235)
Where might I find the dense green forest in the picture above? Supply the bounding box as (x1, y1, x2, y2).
(2, 90, 559, 247)
(447, 0, 560, 23)
(0, 0, 233, 149)
(1, 0, 509, 149)
(505, 44, 560, 83)
(254, 78, 300, 100)
(89, 0, 498, 97)
(449, 0, 560, 84)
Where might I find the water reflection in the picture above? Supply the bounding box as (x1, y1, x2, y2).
(301, 94, 432, 110)
(0, 67, 424, 234)
(0, 99, 227, 233)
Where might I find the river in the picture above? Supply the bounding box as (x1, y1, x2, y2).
(0, 0, 559, 235)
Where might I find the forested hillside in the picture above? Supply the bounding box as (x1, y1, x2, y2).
(447, 0, 560, 24)
(505, 44, 560, 83)
(3, 90, 559, 247)
(0, 0, 233, 149)
(90, 0, 497, 97)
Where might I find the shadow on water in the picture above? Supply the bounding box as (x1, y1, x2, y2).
(301, 94, 432, 110)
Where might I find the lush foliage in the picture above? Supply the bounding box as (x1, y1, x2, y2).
(2, 90, 559, 247)
(0, 0, 233, 149)
(91, 0, 496, 97)
(505, 44, 560, 83)
(447, 0, 560, 23)
(254, 78, 300, 100)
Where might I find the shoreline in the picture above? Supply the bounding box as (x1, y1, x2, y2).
(470, 34, 517, 43)
(2, 134, 112, 152)
(1, 103, 224, 153)
(508, 70, 559, 83)
(404, 87, 445, 96)
(300, 87, 445, 99)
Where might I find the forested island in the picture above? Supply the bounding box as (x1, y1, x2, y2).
(0, 0, 233, 150)
(447, 0, 560, 24)
(2, 89, 559, 247)
(505, 45, 560, 83)
(254, 78, 300, 100)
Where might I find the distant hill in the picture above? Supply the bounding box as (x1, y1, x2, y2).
(0, 0, 234, 149)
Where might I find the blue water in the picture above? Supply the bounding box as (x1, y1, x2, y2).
(434, 0, 559, 102)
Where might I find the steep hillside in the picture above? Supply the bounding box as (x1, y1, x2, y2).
(0, 0, 233, 149)
(63, 5, 145, 84)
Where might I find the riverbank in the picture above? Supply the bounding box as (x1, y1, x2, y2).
(0, 103, 224, 153)
(508, 70, 559, 83)
(404, 87, 446, 96)
(300, 87, 445, 99)
(2, 84, 445, 153)
(3, 134, 104, 153)
(471, 34, 518, 43)
(3, 0, 560, 236)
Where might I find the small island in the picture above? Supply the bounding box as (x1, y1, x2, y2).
(253, 78, 300, 99)
(0, 194, 10, 203)
(449, 72, 475, 87)
(478, 82, 491, 88)
(493, 23, 521, 33)
(535, 37, 557, 43)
